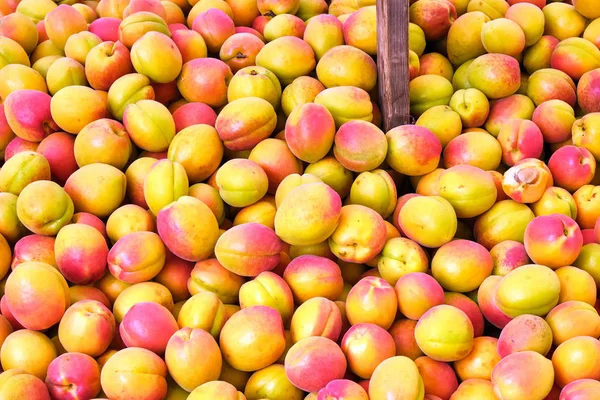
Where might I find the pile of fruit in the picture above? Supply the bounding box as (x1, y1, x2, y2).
(1, 0, 600, 398)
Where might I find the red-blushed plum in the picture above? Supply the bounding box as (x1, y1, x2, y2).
(55, 223, 108, 285)
(188, 380, 245, 400)
(474, 200, 535, 250)
(74, 118, 132, 170)
(89, 18, 121, 42)
(45, 353, 101, 400)
(188, 258, 245, 304)
(215, 158, 268, 207)
(1, 330, 57, 380)
(3, 89, 58, 142)
(118, 11, 170, 48)
(220, 306, 285, 372)
(177, 58, 233, 107)
(409, 0, 456, 41)
(4, 261, 69, 330)
(0, 151, 51, 195)
(524, 214, 583, 269)
(552, 336, 600, 388)
(68, 286, 111, 308)
(328, 204, 387, 264)
(157, 196, 220, 262)
(247, 138, 303, 194)
(527, 68, 576, 107)
(548, 146, 596, 192)
(243, 363, 303, 399)
(369, 356, 424, 400)
(120, 302, 179, 354)
(105, 204, 154, 243)
(284, 336, 347, 392)
(415, 356, 458, 400)
(11, 234, 56, 269)
(444, 292, 485, 337)
(437, 164, 498, 218)
(546, 301, 600, 346)
(395, 272, 445, 320)
(398, 195, 457, 248)
(532, 100, 576, 143)
(495, 264, 561, 318)
(497, 314, 553, 357)
(497, 119, 544, 167)
(64, 163, 126, 218)
(107, 231, 166, 284)
(386, 125, 442, 177)
(0, 369, 50, 400)
(573, 185, 600, 229)
(415, 305, 474, 362)
(341, 323, 396, 379)
(176, 291, 226, 337)
(454, 336, 501, 382)
(58, 300, 115, 357)
(215, 222, 282, 277)
(36, 132, 77, 185)
(220, 33, 264, 73)
(492, 351, 555, 399)
(192, 8, 235, 53)
(100, 347, 168, 400)
(153, 251, 193, 303)
(443, 130, 501, 171)
(172, 102, 217, 132)
(451, 379, 497, 400)
(317, 379, 368, 400)
(489, 240, 530, 276)
(283, 255, 344, 303)
(346, 276, 397, 330)
(275, 182, 342, 247)
(431, 240, 493, 292)
(555, 266, 597, 305)
(239, 271, 294, 324)
(560, 379, 600, 400)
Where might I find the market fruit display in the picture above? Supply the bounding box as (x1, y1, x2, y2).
(0, 0, 600, 399)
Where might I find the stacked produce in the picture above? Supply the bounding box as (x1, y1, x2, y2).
(0, 0, 599, 398)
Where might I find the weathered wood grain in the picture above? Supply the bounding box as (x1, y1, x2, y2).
(377, 0, 411, 131)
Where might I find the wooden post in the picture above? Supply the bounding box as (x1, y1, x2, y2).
(377, 0, 411, 132)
